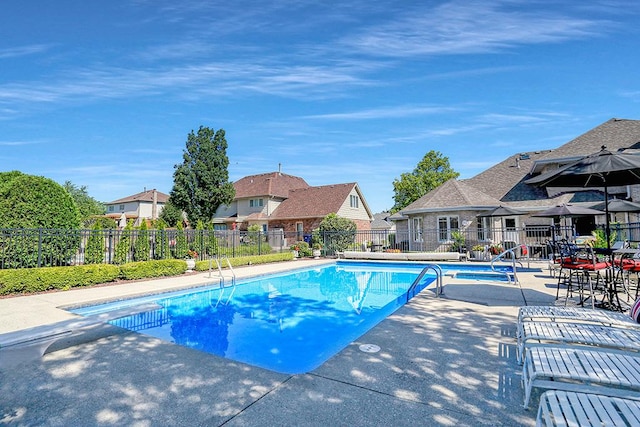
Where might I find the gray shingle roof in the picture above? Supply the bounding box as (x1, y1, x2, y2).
(401, 118, 640, 213)
(401, 179, 503, 213)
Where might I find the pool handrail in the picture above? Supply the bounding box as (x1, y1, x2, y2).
(490, 249, 522, 284)
(406, 264, 443, 302)
(208, 256, 237, 287)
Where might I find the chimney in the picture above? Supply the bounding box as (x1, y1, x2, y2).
(278, 163, 282, 175)
(152, 189, 158, 219)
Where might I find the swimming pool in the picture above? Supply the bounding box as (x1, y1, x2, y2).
(71, 261, 512, 374)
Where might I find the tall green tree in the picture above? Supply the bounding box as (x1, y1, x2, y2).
(159, 197, 183, 227)
(63, 181, 105, 224)
(170, 126, 235, 224)
(391, 150, 459, 213)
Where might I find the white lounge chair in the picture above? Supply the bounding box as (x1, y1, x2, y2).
(522, 346, 640, 408)
(517, 321, 640, 364)
(517, 306, 640, 341)
(536, 390, 640, 426)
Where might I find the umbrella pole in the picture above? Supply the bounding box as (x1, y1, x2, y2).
(605, 185, 611, 252)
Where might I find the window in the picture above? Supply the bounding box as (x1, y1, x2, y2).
(119, 204, 125, 211)
(108, 206, 114, 212)
(249, 199, 263, 208)
(504, 218, 516, 231)
(477, 217, 491, 241)
(438, 216, 459, 242)
(412, 217, 423, 242)
(350, 195, 359, 208)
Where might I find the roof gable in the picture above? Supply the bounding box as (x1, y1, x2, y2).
(270, 183, 358, 219)
(107, 189, 169, 205)
(401, 179, 502, 213)
(234, 172, 309, 199)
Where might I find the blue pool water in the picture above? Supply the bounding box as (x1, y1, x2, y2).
(71, 261, 512, 374)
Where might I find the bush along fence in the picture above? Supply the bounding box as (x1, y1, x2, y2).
(5, 222, 632, 270)
(0, 228, 292, 269)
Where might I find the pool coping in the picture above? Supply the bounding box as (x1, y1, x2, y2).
(0, 259, 558, 425)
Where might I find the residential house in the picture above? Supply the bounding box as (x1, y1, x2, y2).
(106, 189, 169, 227)
(213, 171, 373, 238)
(371, 212, 396, 232)
(393, 118, 640, 251)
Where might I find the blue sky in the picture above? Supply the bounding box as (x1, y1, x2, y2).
(1, 1, 639, 213)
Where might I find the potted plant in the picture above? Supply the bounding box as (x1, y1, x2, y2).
(290, 244, 300, 258)
(471, 244, 485, 260)
(489, 243, 502, 255)
(185, 249, 198, 271)
(312, 243, 322, 259)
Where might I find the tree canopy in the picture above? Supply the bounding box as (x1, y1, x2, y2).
(0, 171, 80, 229)
(63, 181, 105, 224)
(391, 150, 459, 213)
(170, 126, 235, 224)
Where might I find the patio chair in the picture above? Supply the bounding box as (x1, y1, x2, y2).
(572, 245, 611, 309)
(536, 390, 640, 426)
(516, 320, 640, 364)
(522, 345, 640, 408)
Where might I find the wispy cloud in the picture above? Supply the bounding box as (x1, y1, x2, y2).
(342, 1, 610, 57)
(0, 140, 43, 146)
(0, 44, 52, 59)
(301, 105, 458, 120)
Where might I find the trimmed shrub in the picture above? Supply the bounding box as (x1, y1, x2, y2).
(119, 259, 187, 280)
(0, 171, 81, 268)
(153, 220, 171, 260)
(0, 264, 120, 295)
(133, 221, 151, 261)
(85, 222, 105, 264)
(174, 222, 188, 259)
(114, 220, 133, 264)
(194, 252, 294, 271)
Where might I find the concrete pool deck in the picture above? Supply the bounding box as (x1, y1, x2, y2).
(0, 259, 576, 425)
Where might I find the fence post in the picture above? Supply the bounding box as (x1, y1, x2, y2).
(37, 228, 43, 268)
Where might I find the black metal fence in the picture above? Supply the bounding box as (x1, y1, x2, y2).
(3, 223, 639, 269)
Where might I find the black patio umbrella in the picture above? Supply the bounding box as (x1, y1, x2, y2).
(532, 204, 604, 218)
(526, 146, 640, 251)
(532, 204, 603, 241)
(592, 198, 640, 214)
(478, 205, 528, 217)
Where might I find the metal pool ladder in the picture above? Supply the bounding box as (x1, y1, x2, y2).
(406, 264, 443, 302)
(490, 249, 521, 284)
(209, 256, 236, 288)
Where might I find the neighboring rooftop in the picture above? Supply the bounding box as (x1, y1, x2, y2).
(233, 172, 309, 199)
(107, 189, 169, 205)
(401, 179, 503, 213)
(270, 183, 365, 219)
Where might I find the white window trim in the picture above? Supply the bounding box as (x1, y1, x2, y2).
(438, 215, 460, 242)
(411, 217, 423, 242)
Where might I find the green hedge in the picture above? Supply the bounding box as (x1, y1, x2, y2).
(119, 260, 187, 280)
(0, 264, 121, 295)
(194, 252, 295, 271)
(0, 254, 298, 296)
